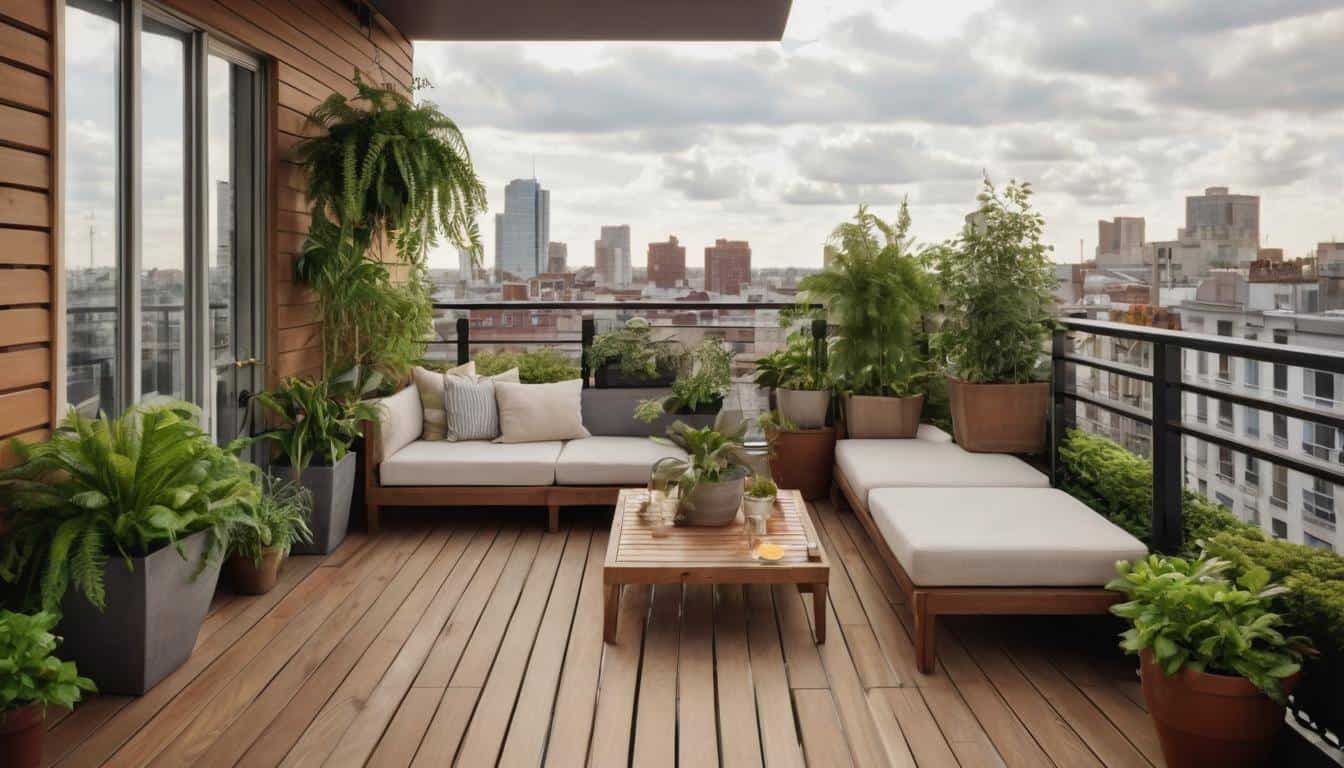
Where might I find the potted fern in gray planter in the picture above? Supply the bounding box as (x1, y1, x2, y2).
(254, 374, 379, 555)
(0, 403, 259, 694)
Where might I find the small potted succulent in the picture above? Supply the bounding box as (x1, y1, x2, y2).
(254, 372, 380, 555)
(931, 177, 1054, 453)
(587, 317, 683, 388)
(226, 477, 314, 595)
(1107, 552, 1314, 767)
(650, 419, 752, 526)
(743, 475, 778, 519)
(0, 611, 96, 768)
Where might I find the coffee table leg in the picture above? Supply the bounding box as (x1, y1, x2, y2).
(811, 583, 827, 644)
(604, 584, 621, 643)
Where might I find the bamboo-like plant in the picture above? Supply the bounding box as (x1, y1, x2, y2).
(0, 403, 260, 611)
(798, 202, 936, 397)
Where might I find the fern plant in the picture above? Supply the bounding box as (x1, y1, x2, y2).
(230, 476, 313, 566)
(798, 202, 936, 397)
(0, 403, 260, 611)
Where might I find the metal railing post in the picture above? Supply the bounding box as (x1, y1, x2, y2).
(456, 317, 469, 366)
(580, 316, 596, 388)
(1050, 328, 1071, 486)
(811, 316, 828, 373)
(1151, 339, 1184, 553)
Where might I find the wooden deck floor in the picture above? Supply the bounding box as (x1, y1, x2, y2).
(46, 501, 1163, 767)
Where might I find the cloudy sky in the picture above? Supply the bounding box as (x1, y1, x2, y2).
(415, 0, 1344, 271)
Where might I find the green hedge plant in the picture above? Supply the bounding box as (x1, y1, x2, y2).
(473, 348, 581, 383)
(586, 318, 683, 382)
(0, 610, 95, 715)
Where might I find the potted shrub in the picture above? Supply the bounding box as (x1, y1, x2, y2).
(226, 477, 314, 595)
(1107, 552, 1314, 767)
(634, 338, 734, 428)
(0, 611, 96, 767)
(799, 203, 936, 438)
(650, 420, 752, 527)
(0, 403, 259, 694)
(753, 331, 830, 429)
(743, 475, 777, 519)
(931, 178, 1055, 453)
(254, 374, 380, 555)
(586, 317, 683, 388)
(759, 410, 836, 501)
(473, 348, 580, 383)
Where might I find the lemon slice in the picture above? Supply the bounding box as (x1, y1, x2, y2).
(755, 542, 785, 562)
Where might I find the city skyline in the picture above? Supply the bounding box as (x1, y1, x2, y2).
(418, 1, 1344, 271)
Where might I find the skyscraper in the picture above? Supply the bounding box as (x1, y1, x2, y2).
(457, 248, 476, 285)
(594, 225, 631, 287)
(648, 235, 686, 288)
(494, 179, 549, 280)
(705, 238, 751, 295)
(547, 242, 568, 273)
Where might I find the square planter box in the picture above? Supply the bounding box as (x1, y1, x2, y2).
(58, 529, 222, 695)
(272, 451, 356, 555)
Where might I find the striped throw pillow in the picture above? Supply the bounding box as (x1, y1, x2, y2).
(443, 375, 500, 441)
(413, 362, 473, 441)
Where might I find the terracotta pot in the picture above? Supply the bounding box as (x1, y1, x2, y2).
(767, 427, 836, 500)
(226, 547, 285, 595)
(776, 388, 829, 429)
(946, 377, 1049, 453)
(0, 701, 45, 768)
(1139, 649, 1295, 768)
(842, 394, 923, 439)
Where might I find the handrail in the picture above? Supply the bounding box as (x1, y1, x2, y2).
(1062, 317, 1344, 372)
(433, 300, 820, 311)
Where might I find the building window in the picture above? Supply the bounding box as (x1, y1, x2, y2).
(1197, 351, 1208, 377)
(1218, 399, 1234, 430)
(1273, 330, 1289, 394)
(1217, 447, 1234, 481)
(1197, 395, 1208, 423)
(1273, 413, 1288, 448)
(1216, 321, 1232, 381)
(1197, 440, 1209, 464)
(1245, 457, 1260, 487)
(1215, 492, 1235, 510)
(1244, 406, 1260, 438)
(1304, 533, 1333, 551)
(1303, 478, 1337, 526)
(1304, 370, 1336, 406)
(1272, 518, 1288, 539)
(1272, 465, 1288, 508)
(1303, 422, 1336, 461)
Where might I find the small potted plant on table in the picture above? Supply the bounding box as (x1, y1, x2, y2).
(226, 477, 314, 595)
(799, 202, 936, 438)
(587, 317, 683, 388)
(0, 403, 259, 694)
(931, 177, 1054, 453)
(650, 420, 753, 526)
(0, 611, 96, 768)
(254, 374, 380, 554)
(1107, 552, 1313, 767)
(743, 475, 778, 519)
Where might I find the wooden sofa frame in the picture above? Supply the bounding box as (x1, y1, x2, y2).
(361, 421, 625, 535)
(831, 464, 1120, 673)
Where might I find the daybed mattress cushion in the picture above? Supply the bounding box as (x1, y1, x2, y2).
(556, 437, 688, 486)
(868, 487, 1148, 587)
(836, 438, 1048, 503)
(380, 440, 563, 486)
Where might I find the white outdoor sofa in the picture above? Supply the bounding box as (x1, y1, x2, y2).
(832, 425, 1147, 672)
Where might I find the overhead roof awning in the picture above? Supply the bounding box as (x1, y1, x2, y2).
(370, 0, 793, 42)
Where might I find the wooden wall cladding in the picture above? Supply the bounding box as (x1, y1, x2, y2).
(0, 0, 413, 466)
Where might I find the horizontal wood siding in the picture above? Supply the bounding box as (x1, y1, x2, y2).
(0, 0, 56, 468)
(0, 0, 413, 465)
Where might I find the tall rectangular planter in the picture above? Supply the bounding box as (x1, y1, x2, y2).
(947, 377, 1049, 453)
(276, 451, 356, 555)
(58, 529, 221, 695)
(842, 394, 923, 438)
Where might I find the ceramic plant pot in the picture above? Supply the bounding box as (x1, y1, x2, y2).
(274, 452, 355, 555)
(679, 476, 745, 526)
(0, 702, 44, 768)
(946, 377, 1049, 453)
(743, 494, 776, 519)
(1139, 649, 1296, 768)
(842, 394, 923, 439)
(767, 427, 836, 501)
(776, 388, 829, 429)
(226, 546, 285, 595)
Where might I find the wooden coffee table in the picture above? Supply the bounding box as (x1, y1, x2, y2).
(603, 488, 830, 643)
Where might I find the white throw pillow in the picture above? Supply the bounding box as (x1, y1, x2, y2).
(443, 367, 520, 441)
(413, 362, 472, 441)
(494, 379, 591, 443)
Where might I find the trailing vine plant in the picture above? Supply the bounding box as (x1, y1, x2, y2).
(293, 74, 486, 380)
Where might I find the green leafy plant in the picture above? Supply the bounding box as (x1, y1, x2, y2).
(650, 420, 753, 506)
(586, 318, 683, 381)
(754, 332, 828, 391)
(294, 74, 486, 378)
(0, 611, 95, 714)
(0, 403, 260, 611)
(930, 176, 1056, 384)
(253, 374, 382, 478)
(635, 339, 734, 422)
(473, 348, 580, 383)
(799, 202, 936, 397)
(230, 477, 314, 566)
(1107, 552, 1313, 703)
(745, 476, 778, 500)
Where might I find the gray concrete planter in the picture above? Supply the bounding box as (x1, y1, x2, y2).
(776, 388, 829, 429)
(679, 476, 745, 527)
(58, 529, 221, 695)
(274, 452, 355, 555)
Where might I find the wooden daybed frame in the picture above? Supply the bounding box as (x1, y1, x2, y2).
(361, 421, 624, 535)
(831, 464, 1121, 673)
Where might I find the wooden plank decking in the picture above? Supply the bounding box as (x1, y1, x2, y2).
(48, 501, 1162, 767)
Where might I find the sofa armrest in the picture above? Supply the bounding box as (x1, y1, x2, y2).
(369, 384, 422, 462)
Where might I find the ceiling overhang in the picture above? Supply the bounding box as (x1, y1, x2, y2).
(370, 0, 793, 42)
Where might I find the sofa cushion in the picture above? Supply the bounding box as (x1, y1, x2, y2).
(443, 368, 518, 442)
(868, 487, 1147, 587)
(374, 385, 423, 462)
(413, 362, 473, 441)
(380, 440, 563, 486)
(555, 437, 689, 486)
(836, 438, 1047, 504)
(495, 380, 591, 443)
(916, 424, 952, 443)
